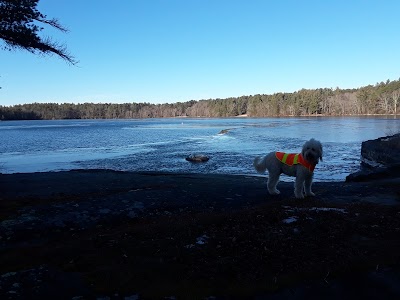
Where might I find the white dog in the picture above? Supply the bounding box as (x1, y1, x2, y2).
(253, 139, 323, 199)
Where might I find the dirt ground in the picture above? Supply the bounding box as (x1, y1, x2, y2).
(1, 170, 400, 299)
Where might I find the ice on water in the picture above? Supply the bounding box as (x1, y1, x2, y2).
(1, 117, 399, 181)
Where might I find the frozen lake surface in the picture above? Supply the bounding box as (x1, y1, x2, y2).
(1, 117, 399, 181)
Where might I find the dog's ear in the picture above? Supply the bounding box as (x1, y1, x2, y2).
(302, 142, 309, 157)
(318, 143, 323, 162)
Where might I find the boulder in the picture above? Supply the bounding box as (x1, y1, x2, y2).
(185, 154, 210, 163)
(218, 129, 230, 135)
(346, 133, 400, 182)
(361, 133, 400, 168)
(346, 164, 400, 182)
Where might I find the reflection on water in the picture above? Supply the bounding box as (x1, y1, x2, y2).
(0, 117, 399, 181)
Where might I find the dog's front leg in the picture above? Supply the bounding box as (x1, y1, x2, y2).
(294, 177, 305, 199)
(304, 175, 315, 197)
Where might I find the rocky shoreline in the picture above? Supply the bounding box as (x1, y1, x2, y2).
(0, 135, 399, 299)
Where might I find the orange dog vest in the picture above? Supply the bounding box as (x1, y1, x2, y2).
(275, 152, 315, 172)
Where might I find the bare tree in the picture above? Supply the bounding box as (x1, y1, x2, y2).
(379, 93, 391, 114)
(392, 89, 400, 115)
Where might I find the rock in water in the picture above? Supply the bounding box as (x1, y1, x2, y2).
(185, 154, 210, 162)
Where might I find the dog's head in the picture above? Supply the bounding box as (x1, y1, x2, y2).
(302, 138, 323, 165)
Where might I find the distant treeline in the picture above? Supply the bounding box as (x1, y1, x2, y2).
(1, 79, 399, 120)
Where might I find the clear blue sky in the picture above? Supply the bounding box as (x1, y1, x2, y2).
(1, 0, 400, 106)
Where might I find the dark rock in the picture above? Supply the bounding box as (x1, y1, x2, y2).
(185, 154, 209, 162)
(218, 129, 230, 135)
(361, 133, 400, 168)
(346, 164, 400, 182)
(346, 133, 400, 182)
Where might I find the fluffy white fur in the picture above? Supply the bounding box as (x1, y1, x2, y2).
(253, 138, 323, 199)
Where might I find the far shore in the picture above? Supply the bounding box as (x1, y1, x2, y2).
(0, 113, 399, 122)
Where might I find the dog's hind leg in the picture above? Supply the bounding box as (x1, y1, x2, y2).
(267, 174, 281, 195)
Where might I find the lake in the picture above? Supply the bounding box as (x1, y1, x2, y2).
(0, 117, 399, 181)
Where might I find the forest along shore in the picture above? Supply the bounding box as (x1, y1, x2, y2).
(1, 78, 400, 119)
(0, 169, 399, 298)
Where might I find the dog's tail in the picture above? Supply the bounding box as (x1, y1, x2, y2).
(253, 156, 268, 174)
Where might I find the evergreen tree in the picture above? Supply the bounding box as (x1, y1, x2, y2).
(0, 0, 76, 64)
